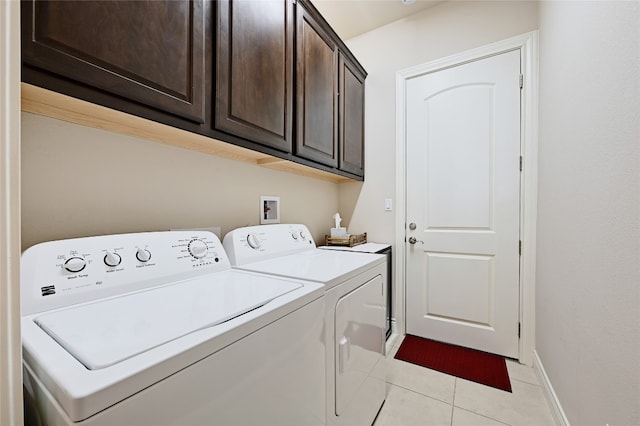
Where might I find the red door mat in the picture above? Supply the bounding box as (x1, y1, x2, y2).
(394, 335, 512, 392)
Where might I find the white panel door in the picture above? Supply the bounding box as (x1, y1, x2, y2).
(405, 49, 521, 358)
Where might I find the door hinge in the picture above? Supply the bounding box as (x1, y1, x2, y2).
(519, 74, 524, 89)
(519, 240, 522, 255)
(518, 322, 521, 338)
(520, 156, 523, 171)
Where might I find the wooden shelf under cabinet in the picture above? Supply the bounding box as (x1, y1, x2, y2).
(21, 84, 356, 184)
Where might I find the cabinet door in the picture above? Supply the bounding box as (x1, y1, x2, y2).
(296, 2, 339, 167)
(22, 1, 207, 124)
(216, 0, 293, 152)
(339, 54, 366, 177)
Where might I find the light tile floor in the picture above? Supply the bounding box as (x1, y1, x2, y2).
(372, 335, 556, 426)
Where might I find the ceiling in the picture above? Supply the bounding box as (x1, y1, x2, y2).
(311, 0, 443, 40)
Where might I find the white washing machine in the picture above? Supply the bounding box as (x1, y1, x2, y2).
(223, 224, 386, 426)
(21, 230, 326, 426)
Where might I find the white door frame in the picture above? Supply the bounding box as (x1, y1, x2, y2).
(395, 31, 538, 365)
(0, 0, 23, 423)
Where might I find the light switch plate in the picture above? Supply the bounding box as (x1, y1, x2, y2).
(384, 199, 393, 211)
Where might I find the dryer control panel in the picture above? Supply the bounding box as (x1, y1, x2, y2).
(21, 231, 229, 315)
(223, 224, 316, 266)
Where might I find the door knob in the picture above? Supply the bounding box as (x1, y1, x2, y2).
(408, 237, 423, 245)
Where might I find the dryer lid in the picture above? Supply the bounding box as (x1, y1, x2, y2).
(34, 274, 301, 370)
(238, 250, 385, 288)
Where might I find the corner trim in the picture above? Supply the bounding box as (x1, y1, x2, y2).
(534, 351, 571, 426)
(0, 0, 24, 424)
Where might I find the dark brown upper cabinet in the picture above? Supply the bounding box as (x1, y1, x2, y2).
(339, 53, 366, 176)
(295, 0, 339, 168)
(215, 0, 294, 153)
(21, 0, 366, 180)
(22, 0, 208, 124)
(295, 0, 367, 177)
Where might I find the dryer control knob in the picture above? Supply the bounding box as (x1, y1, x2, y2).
(247, 233, 262, 249)
(104, 251, 122, 267)
(188, 239, 208, 259)
(136, 248, 151, 263)
(299, 231, 306, 240)
(63, 256, 87, 273)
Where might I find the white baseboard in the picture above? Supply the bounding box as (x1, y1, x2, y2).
(533, 350, 570, 426)
(384, 320, 402, 355)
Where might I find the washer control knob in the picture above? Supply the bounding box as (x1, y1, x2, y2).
(136, 248, 151, 263)
(291, 232, 298, 240)
(299, 231, 306, 240)
(188, 239, 209, 259)
(104, 251, 122, 267)
(247, 233, 262, 249)
(63, 256, 87, 273)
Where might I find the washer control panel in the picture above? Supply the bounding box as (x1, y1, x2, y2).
(223, 224, 316, 266)
(21, 231, 228, 315)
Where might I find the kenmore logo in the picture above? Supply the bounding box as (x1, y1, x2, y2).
(40, 285, 56, 296)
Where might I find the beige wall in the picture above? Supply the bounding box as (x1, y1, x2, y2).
(21, 113, 339, 250)
(345, 1, 640, 424)
(340, 1, 538, 244)
(536, 1, 640, 424)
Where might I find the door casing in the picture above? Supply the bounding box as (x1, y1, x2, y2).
(394, 31, 539, 365)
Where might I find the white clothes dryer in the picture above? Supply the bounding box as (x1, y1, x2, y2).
(21, 230, 326, 426)
(223, 224, 387, 426)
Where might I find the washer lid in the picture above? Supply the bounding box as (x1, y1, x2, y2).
(34, 275, 302, 370)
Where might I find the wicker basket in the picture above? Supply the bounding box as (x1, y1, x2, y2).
(324, 232, 367, 247)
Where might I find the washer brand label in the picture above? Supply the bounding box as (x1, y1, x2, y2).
(40, 285, 56, 296)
